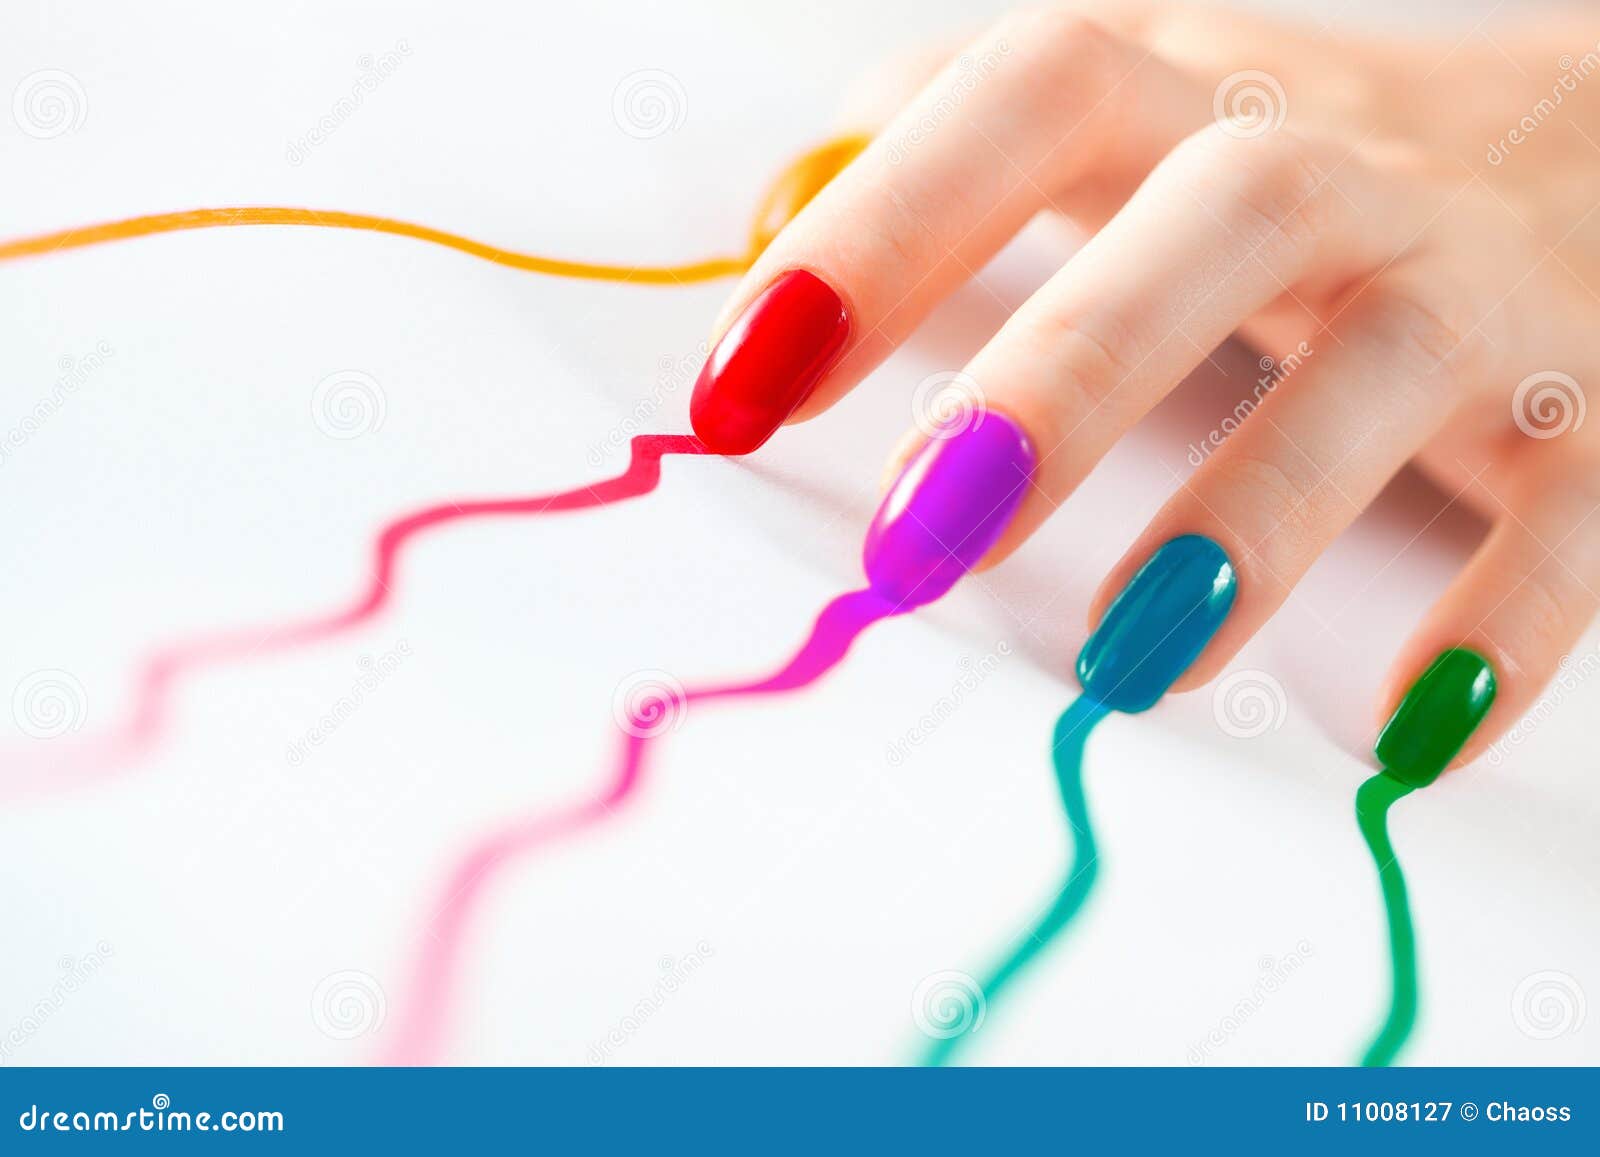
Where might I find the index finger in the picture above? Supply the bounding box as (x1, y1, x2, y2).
(689, 10, 1207, 455)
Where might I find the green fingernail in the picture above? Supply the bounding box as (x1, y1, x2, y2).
(1374, 648, 1497, 788)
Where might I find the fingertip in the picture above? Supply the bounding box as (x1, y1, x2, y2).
(863, 411, 1038, 607)
(690, 268, 851, 456)
(1074, 533, 1238, 712)
(1372, 645, 1499, 788)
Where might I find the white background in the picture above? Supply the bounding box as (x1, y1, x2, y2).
(1, 0, 1593, 1065)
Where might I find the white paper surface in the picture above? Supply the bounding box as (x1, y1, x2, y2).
(1, 0, 1592, 1066)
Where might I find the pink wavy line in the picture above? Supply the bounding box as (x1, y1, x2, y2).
(379, 589, 899, 1065)
(4, 434, 707, 796)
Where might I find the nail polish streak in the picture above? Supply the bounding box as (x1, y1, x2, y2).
(1374, 648, 1497, 788)
(389, 416, 1035, 1062)
(0, 134, 869, 279)
(922, 694, 1110, 1065)
(864, 414, 1036, 608)
(1076, 534, 1237, 712)
(0, 138, 873, 797)
(1355, 648, 1495, 1065)
(1, 435, 708, 800)
(1355, 772, 1417, 1066)
(925, 535, 1237, 1065)
(689, 269, 849, 455)
(383, 588, 898, 1065)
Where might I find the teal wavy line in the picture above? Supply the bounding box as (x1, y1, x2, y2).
(921, 695, 1110, 1065)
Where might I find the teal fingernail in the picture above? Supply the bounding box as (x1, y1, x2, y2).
(1076, 534, 1237, 713)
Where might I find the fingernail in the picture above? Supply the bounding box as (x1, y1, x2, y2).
(1076, 534, 1236, 713)
(689, 269, 849, 455)
(1374, 648, 1496, 787)
(862, 413, 1035, 607)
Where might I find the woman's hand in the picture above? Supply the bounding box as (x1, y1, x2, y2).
(691, 3, 1600, 775)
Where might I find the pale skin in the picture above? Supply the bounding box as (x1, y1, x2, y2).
(708, 2, 1600, 769)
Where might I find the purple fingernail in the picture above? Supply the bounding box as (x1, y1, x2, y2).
(862, 413, 1036, 607)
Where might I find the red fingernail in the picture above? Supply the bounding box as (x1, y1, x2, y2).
(689, 269, 849, 455)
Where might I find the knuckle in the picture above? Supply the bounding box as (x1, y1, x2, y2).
(1211, 452, 1326, 560)
(1370, 278, 1486, 374)
(1023, 308, 1143, 408)
(1508, 568, 1577, 656)
(1181, 126, 1333, 252)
